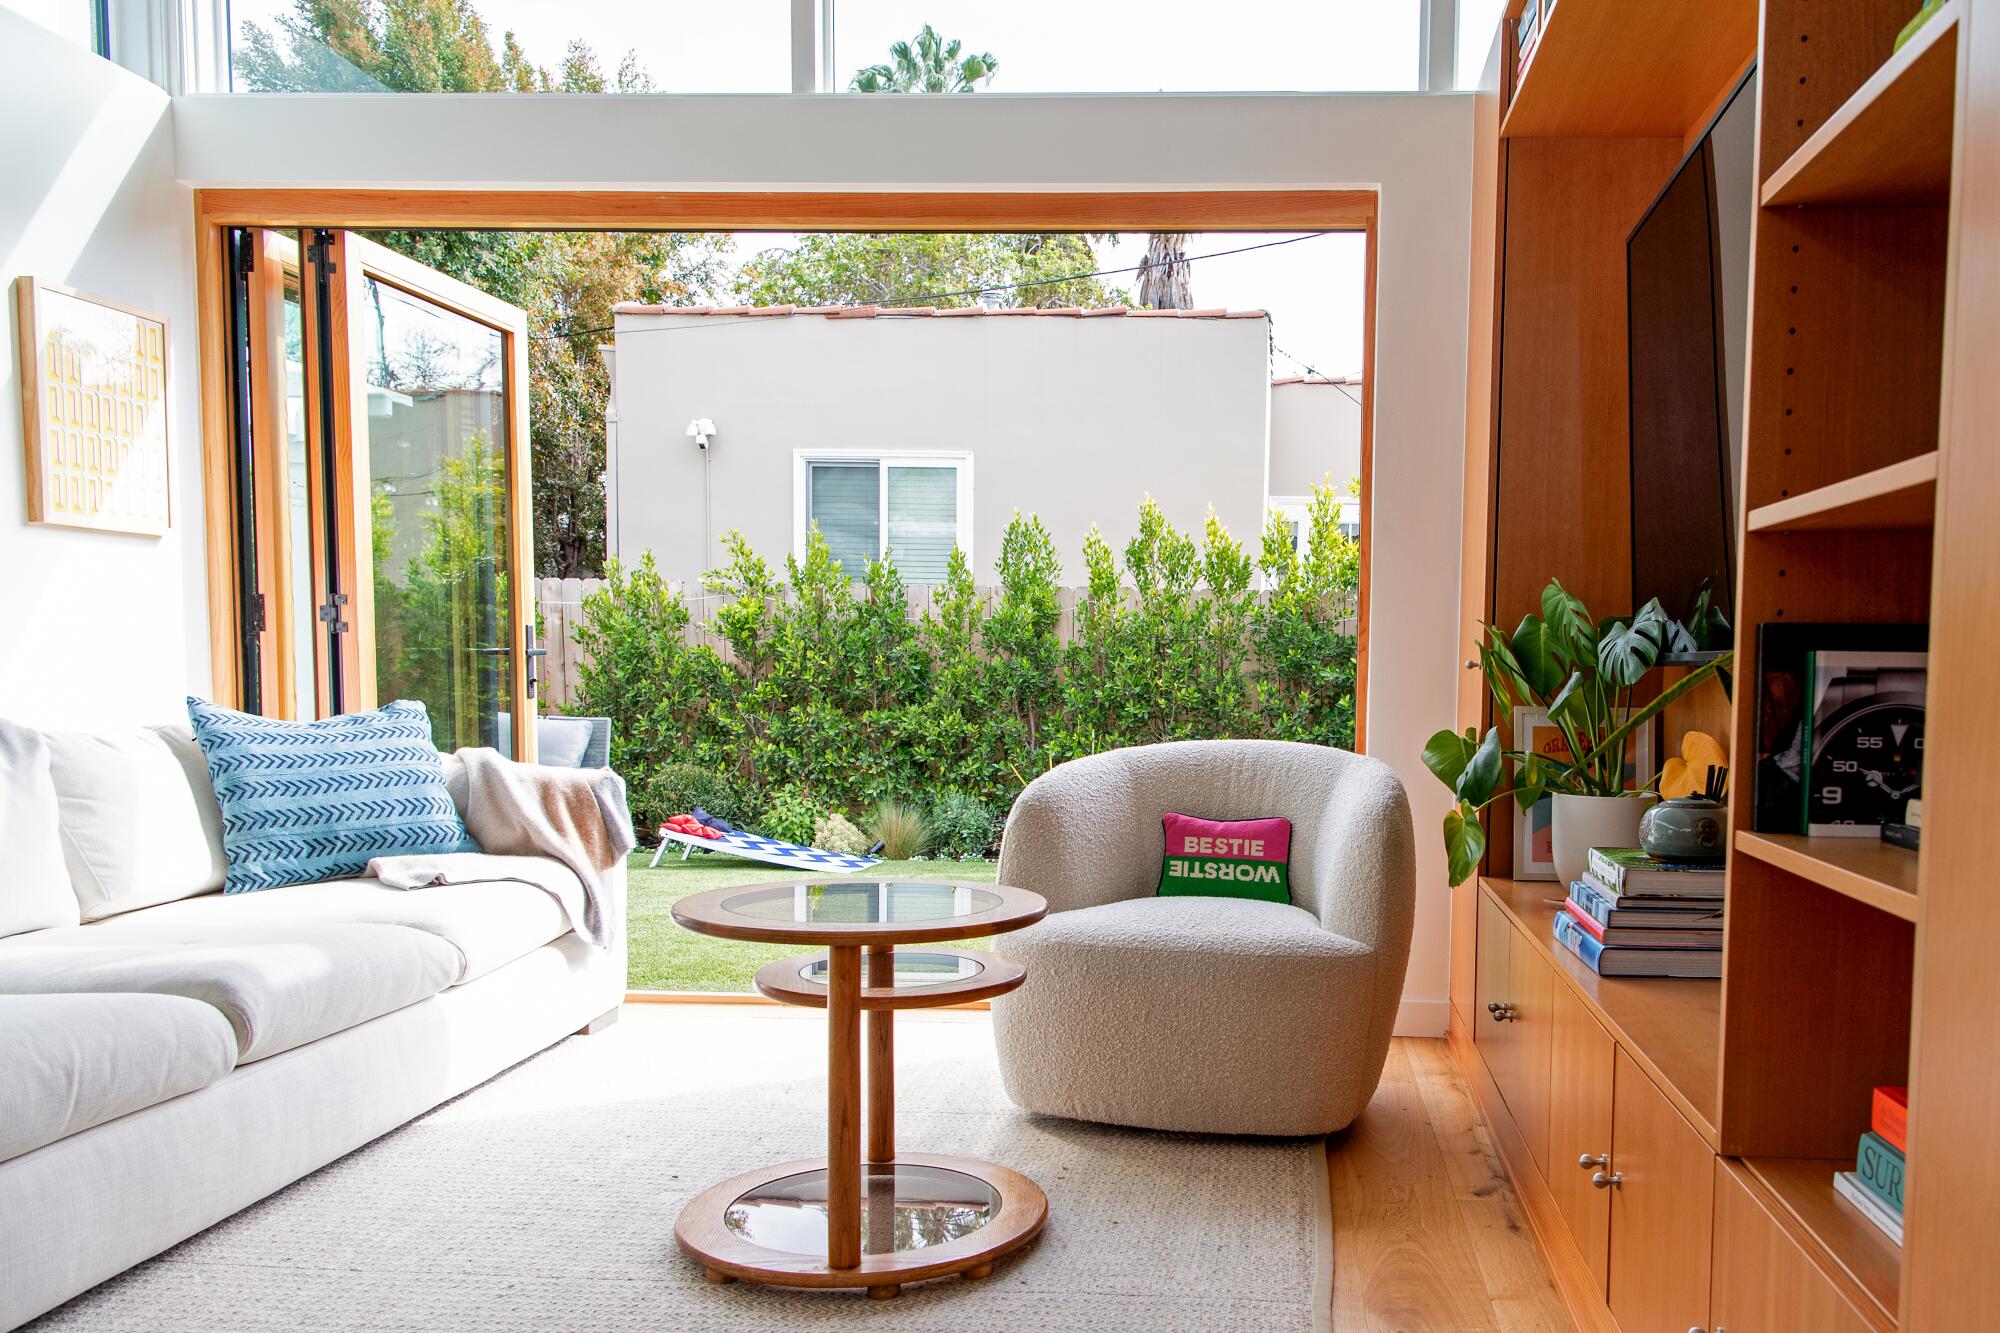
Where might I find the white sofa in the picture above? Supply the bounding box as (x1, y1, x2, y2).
(0, 721, 626, 1330)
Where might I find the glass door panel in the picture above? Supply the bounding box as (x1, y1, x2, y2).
(226, 228, 535, 756)
(336, 233, 535, 758)
(355, 271, 510, 750)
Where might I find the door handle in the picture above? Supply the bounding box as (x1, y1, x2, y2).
(1487, 1001, 1518, 1022)
(1591, 1171, 1622, 1189)
(1577, 1153, 1608, 1168)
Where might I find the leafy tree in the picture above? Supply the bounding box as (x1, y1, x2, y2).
(238, 2, 733, 577)
(849, 23, 996, 92)
(733, 232, 1125, 309)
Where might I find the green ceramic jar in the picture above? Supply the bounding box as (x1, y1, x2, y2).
(1638, 797, 1729, 865)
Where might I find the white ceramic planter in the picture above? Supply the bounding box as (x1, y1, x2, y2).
(1551, 794, 1655, 887)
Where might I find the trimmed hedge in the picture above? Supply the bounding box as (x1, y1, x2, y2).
(574, 487, 1358, 830)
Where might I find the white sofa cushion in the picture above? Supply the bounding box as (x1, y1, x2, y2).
(42, 723, 229, 921)
(0, 720, 81, 937)
(0, 993, 238, 1164)
(0, 922, 459, 1062)
(90, 872, 572, 985)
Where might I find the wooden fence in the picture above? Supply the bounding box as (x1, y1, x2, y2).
(534, 575, 1354, 714)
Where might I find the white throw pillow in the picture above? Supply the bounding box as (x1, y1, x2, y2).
(43, 723, 228, 921)
(0, 720, 82, 936)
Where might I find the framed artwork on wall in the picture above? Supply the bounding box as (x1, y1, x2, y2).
(14, 277, 171, 536)
(1512, 706, 1657, 880)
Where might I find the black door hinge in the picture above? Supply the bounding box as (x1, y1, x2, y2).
(317, 592, 349, 634)
(249, 592, 267, 633)
(308, 229, 337, 275)
(236, 242, 255, 277)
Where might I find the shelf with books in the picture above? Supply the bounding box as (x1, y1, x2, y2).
(1499, 0, 1757, 139)
(1761, 0, 1960, 208)
(1482, 876, 1721, 1144)
(1735, 831, 1920, 922)
(1743, 1155, 1902, 1324)
(1746, 452, 1939, 534)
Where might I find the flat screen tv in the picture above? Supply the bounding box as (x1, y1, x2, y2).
(1627, 69, 1756, 624)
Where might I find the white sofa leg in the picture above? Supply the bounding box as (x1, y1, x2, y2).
(576, 1005, 621, 1036)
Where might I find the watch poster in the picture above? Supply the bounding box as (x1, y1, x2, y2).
(1751, 623, 1928, 834)
(1802, 650, 1927, 837)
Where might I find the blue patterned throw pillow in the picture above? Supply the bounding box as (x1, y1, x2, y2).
(186, 698, 475, 893)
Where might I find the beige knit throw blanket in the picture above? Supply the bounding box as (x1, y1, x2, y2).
(368, 748, 634, 948)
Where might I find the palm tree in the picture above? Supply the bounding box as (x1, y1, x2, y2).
(1138, 233, 1193, 309)
(849, 23, 997, 92)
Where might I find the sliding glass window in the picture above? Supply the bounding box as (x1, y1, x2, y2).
(225, 0, 1426, 94)
(228, 0, 788, 93)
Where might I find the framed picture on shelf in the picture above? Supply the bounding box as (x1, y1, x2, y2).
(1512, 706, 1656, 881)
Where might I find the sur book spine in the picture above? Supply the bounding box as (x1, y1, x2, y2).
(1856, 1132, 1906, 1213)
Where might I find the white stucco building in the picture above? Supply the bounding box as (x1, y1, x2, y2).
(604, 303, 1362, 589)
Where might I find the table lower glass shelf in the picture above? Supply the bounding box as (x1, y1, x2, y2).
(753, 947, 1026, 1010)
(676, 1153, 1047, 1296)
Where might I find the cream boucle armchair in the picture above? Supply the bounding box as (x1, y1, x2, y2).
(991, 739, 1415, 1137)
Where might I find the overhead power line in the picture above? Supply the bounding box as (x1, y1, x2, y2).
(531, 230, 1337, 342)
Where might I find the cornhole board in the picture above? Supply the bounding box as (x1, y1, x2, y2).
(650, 826, 880, 874)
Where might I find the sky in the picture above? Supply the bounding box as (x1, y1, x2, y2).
(230, 0, 1426, 93)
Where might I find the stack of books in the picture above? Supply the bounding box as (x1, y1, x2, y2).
(1516, 0, 1546, 78)
(1552, 847, 1725, 978)
(1834, 1086, 1908, 1246)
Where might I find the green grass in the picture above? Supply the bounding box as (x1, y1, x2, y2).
(626, 850, 1000, 992)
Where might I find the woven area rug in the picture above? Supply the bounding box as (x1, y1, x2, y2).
(31, 1008, 1331, 1332)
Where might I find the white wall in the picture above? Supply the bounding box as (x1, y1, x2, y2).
(170, 88, 1474, 1034)
(1, 9, 208, 728)
(1269, 380, 1363, 499)
(610, 311, 1273, 590)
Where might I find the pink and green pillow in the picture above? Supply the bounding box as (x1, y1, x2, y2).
(1158, 813, 1293, 903)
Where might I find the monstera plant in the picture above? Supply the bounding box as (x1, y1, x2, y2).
(1423, 579, 1733, 886)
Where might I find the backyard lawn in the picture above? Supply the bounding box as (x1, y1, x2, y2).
(626, 851, 1001, 992)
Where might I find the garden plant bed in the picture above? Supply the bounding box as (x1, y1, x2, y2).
(625, 851, 1001, 992)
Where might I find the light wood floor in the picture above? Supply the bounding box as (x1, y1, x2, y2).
(1328, 1037, 1572, 1332)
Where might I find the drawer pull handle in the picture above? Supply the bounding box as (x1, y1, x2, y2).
(1577, 1153, 1608, 1169)
(1486, 1002, 1518, 1022)
(1591, 1171, 1622, 1189)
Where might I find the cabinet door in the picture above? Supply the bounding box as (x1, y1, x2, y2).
(1546, 983, 1615, 1295)
(1710, 1161, 1875, 1333)
(1474, 891, 1514, 1089)
(1503, 918, 1555, 1173)
(1607, 1049, 1715, 1333)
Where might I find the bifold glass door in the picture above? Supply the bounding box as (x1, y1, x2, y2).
(226, 228, 537, 758)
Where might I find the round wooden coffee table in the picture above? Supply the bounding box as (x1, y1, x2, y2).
(670, 878, 1048, 1299)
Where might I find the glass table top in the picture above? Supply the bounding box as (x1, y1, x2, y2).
(719, 881, 1003, 927)
(724, 1163, 1000, 1258)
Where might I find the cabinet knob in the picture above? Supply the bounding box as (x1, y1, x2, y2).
(1591, 1171, 1622, 1189)
(1577, 1153, 1608, 1169)
(1486, 1002, 1517, 1022)
(1465, 659, 1480, 670)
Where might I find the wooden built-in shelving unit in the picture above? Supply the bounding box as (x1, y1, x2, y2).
(1452, 0, 1996, 1326)
(1745, 1155, 1904, 1321)
(1734, 831, 1920, 921)
(1745, 451, 1938, 533)
(1762, 1, 1962, 206)
(1482, 878, 1721, 1140)
(1501, 0, 1760, 139)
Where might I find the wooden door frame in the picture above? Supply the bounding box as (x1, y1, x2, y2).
(195, 188, 1379, 751)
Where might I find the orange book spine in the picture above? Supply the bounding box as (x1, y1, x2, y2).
(1873, 1085, 1909, 1153)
